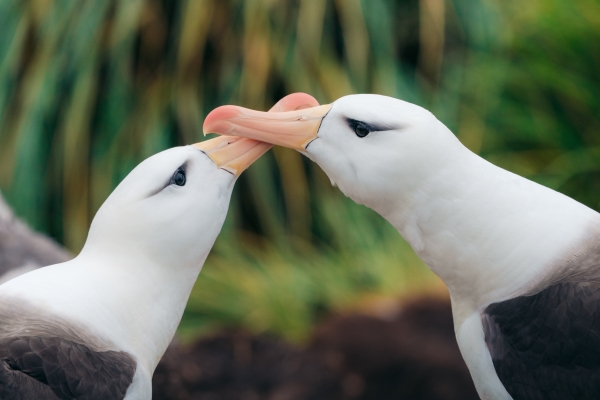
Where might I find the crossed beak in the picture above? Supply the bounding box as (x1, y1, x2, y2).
(203, 98, 332, 151)
(194, 93, 321, 175)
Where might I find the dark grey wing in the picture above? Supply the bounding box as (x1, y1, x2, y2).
(0, 193, 71, 278)
(0, 336, 136, 400)
(483, 282, 600, 400)
(0, 357, 59, 399)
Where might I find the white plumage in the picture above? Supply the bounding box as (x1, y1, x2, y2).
(0, 145, 239, 399)
(205, 93, 600, 400)
(0, 92, 318, 400)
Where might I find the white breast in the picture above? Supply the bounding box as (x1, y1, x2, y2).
(391, 152, 600, 312)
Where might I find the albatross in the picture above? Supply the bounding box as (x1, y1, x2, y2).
(204, 93, 600, 400)
(0, 93, 319, 400)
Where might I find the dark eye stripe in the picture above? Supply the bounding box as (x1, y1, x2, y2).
(347, 118, 375, 138)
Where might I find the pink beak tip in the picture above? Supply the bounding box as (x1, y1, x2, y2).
(203, 105, 245, 135)
(272, 92, 320, 112)
(203, 93, 321, 136)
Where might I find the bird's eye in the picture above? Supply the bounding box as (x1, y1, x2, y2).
(347, 119, 373, 138)
(170, 168, 186, 186)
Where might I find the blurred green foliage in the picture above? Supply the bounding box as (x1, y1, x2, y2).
(1, 0, 599, 341)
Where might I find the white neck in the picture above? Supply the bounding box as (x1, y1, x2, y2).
(78, 247, 206, 372)
(379, 145, 600, 312)
(0, 247, 207, 376)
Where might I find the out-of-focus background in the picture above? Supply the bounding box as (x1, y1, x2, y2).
(1, 0, 599, 399)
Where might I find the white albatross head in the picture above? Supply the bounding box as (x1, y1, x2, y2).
(82, 139, 263, 268)
(83, 92, 320, 269)
(203, 94, 466, 218)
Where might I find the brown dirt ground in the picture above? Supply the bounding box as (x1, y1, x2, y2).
(152, 297, 479, 400)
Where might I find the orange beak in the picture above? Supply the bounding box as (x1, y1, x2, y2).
(203, 93, 331, 151)
(194, 93, 320, 175)
(193, 136, 271, 176)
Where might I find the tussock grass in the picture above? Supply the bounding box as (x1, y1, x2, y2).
(1, 0, 599, 339)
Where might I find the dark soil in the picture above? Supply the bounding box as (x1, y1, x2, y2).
(152, 297, 479, 400)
